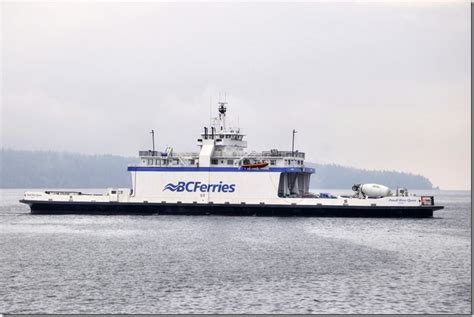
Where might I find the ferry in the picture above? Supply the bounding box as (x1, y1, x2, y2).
(20, 101, 443, 217)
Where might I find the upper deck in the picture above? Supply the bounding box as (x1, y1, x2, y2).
(136, 149, 306, 168)
(132, 101, 308, 170)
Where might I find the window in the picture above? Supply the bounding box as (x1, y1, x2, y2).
(111, 190, 116, 194)
(227, 159, 234, 165)
(270, 160, 276, 166)
(190, 159, 195, 165)
(147, 159, 153, 165)
(211, 159, 218, 165)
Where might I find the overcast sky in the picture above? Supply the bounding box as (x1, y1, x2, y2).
(1, 1, 470, 189)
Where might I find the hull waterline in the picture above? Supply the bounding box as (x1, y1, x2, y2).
(21, 200, 441, 218)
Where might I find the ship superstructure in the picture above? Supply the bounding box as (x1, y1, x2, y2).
(20, 101, 443, 217)
(130, 101, 312, 204)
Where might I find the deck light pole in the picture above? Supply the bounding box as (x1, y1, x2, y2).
(150, 130, 155, 156)
(292, 129, 297, 157)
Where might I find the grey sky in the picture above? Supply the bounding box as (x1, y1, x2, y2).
(1, 1, 470, 189)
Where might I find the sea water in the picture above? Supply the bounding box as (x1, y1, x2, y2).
(0, 189, 470, 314)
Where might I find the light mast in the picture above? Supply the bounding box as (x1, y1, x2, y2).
(218, 101, 227, 131)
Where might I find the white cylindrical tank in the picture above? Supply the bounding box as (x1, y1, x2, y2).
(360, 184, 391, 197)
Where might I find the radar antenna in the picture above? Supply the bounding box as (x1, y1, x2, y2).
(218, 101, 227, 115)
(217, 92, 229, 131)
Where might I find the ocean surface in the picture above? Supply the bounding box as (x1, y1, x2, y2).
(0, 189, 471, 314)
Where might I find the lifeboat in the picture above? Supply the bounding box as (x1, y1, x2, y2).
(241, 162, 269, 169)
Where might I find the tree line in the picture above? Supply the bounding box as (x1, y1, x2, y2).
(0, 149, 433, 189)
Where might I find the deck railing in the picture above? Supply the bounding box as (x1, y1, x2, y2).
(139, 149, 304, 160)
(261, 150, 305, 158)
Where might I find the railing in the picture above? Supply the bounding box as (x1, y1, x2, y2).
(139, 149, 304, 159)
(139, 150, 199, 158)
(45, 191, 83, 195)
(139, 150, 160, 157)
(137, 148, 306, 168)
(261, 150, 305, 158)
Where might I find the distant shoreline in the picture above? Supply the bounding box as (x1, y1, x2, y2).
(1, 148, 436, 190)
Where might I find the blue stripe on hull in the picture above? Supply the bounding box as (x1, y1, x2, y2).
(127, 166, 315, 173)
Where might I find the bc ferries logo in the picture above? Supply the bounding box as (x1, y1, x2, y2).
(163, 181, 236, 193)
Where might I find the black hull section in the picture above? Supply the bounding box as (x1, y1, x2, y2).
(20, 200, 443, 218)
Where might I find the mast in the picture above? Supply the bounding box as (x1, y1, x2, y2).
(292, 129, 297, 156)
(217, 100, 227, 131)
(150, 129, 155, 155)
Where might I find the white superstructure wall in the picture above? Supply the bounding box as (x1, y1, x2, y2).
(130, 170, 283, 204)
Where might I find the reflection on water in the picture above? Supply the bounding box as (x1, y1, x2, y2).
(0, 189, 470, 314)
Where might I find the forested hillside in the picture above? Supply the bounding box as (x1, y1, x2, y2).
(0, 149, 433, 189)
